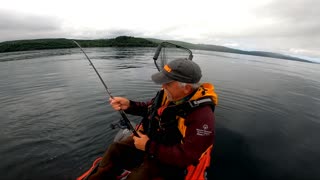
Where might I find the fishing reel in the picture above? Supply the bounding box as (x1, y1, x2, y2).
(111, 118, 138, 142)
(110, 118, 128, 130)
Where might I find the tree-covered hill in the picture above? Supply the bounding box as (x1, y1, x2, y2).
(0, 36, 157, 53)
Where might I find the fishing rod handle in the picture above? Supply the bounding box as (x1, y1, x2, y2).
(119, 110, 140, 137)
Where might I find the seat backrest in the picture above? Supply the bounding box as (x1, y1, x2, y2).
(185, 145, 213, 180)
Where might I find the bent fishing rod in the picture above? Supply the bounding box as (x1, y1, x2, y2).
(73, 40, 139, 137)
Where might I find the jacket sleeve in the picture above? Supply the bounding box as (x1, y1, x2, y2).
(146, 105, 215, 168)
(124, 100, 153, 117)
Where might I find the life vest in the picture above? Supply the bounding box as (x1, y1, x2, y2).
(146, 82, 217, 180)
(146, 83, 216, 134)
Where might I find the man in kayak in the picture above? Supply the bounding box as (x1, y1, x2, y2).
(88, 58, 218, 180)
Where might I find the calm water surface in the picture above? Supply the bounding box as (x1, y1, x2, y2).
(0, 48, 319, 180)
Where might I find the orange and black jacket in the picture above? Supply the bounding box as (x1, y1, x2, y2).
(125, 83, 218, 169)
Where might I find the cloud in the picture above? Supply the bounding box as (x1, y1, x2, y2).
(201, 0, 320, 58)
(0, 10, 63, 41)
(0, 0, 319, 60)
(252, 0, 320, 37)
(258, 0, 320, 21)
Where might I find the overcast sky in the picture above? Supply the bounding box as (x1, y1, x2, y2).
(1, 0, 319, 61)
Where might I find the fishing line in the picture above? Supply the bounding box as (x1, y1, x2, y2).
(73, 40, 139, 137)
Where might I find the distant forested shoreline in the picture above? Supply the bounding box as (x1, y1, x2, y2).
(0, 36, 313, 63)
(0, 36, 157, 53)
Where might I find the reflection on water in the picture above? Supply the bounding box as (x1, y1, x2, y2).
(0, 48, 319, 180)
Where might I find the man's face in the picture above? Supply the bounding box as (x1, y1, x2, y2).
(162, 81, 187, 101)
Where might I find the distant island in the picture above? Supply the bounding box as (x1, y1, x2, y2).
(0, 36, 313, 63)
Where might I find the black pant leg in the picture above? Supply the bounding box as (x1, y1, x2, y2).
(88, 136, 144, 180)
